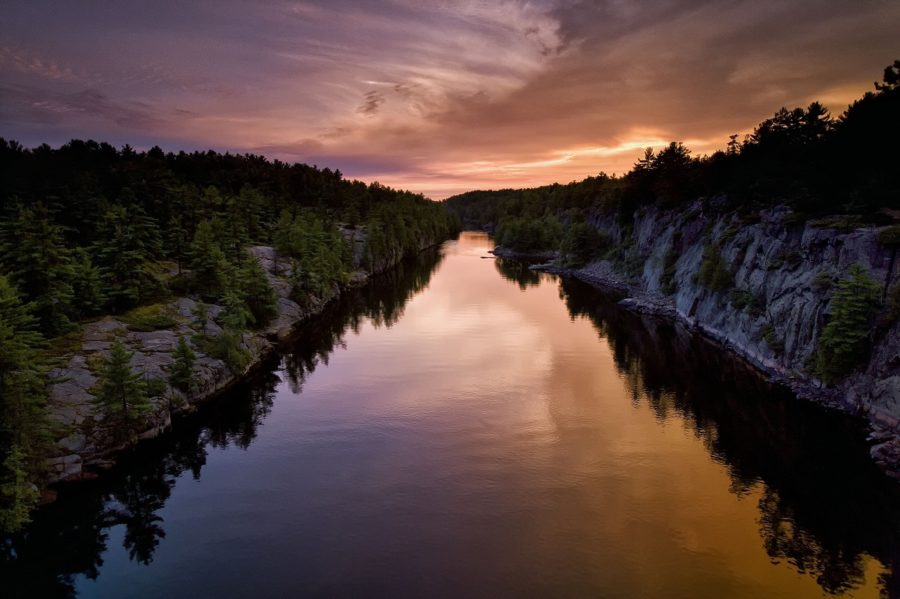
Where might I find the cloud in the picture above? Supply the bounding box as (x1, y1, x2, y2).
(357, 91, 385, 116)
(1, 0, 899, 198)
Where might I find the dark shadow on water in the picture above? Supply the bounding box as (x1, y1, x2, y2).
(558, 276, 900, 597)
(3, 249, 899, 598)
(493, 257, 553, 290)
(0, 248, 444, 598)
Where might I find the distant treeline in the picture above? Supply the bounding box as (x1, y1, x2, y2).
(0, 142, 458, 530)
(445, 59, 900, 251)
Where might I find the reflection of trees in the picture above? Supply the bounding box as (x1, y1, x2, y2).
(283, 249, 443, 394)
(493, 258, 549, 290)
(0, 248, 444, 597)
(559, 276, 900, 597)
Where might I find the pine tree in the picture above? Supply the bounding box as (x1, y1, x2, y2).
(222, 194, 250, 264)
(273, 210, 298, 258)
(0, 275, 49, 531)
(237, 255, 277, 328)
(166, 214, 189, 275)
(220, 288, 253, 330)
(238, 186, 266, 241)
(0, 202, 75, 336)
(93, 205, 161, 312)
(815, 264, 883, 383)
(168, 335, 197, 396)
(93, 340, 152, 439)
(70, 248, 106, 318)
(188, 220, 229, 299)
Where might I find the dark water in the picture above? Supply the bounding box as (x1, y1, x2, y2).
(4, 232, 900, 598)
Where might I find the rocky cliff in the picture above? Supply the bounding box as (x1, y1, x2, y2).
(43, 228, 438, 486)
(541, 202, 900, 476)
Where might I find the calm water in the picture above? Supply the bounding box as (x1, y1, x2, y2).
(4, 232, 900, 598)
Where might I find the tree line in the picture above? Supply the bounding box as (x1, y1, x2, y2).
(446, 59, 900, 239)
(444, 59, 900, 385)
(0, 143, 458, 531)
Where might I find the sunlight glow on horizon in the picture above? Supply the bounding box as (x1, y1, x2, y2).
(2, 1, 899, 199)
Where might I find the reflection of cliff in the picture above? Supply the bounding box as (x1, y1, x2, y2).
(0, 249, 444, 598)
(558, 276, 900, 597)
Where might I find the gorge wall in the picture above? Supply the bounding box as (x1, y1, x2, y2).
(544, 203, 899, 474)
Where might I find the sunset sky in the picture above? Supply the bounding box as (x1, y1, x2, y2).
(2, 1, 899, 199)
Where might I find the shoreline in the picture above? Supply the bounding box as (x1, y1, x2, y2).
(41, 241, 447, 497)
(528, 257, 900, 480)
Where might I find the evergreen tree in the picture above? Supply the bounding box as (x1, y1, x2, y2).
(165, 214, 189, 275)
(815, 265, 883, 384)
(238, 186, 266, 241)
(93, 340, 153, 440)
(220, 289, 253, 330)
(93, 205, 161, 312)
(0, 202, 74, 336)
(273, 210, 299, 258)
(237, 255, 277, 328)
(222, 194, 250, 264)
(0, 275, 49, 531)
(168, 335, 197, 396)
(188, 220, 229, 299)
(70, 248, 106, 318)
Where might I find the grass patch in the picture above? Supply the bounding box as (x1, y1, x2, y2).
(46, 327, 84, 357)
(121, 304, 178, 332)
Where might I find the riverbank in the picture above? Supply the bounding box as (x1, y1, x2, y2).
(516, 205, 900, 479)
(42, 232, 447, 492)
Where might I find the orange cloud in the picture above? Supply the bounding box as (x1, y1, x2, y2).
(2, 1, 899, 198)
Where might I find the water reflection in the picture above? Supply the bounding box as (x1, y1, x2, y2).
(0, 249, 444, 597)
(493, 257, 551, 290)
(558, 277, 900, 597)
(3, 234, 899, 598)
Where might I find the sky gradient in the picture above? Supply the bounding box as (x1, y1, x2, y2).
(2, 1, 899, 199)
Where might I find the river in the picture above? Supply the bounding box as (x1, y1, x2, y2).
(4, 231, 899, 598)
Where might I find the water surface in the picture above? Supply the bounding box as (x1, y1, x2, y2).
(4, 232, 899, 598)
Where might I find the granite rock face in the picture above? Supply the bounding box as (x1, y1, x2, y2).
(43, 229, 418, 483)
(550, 202, 899, 475)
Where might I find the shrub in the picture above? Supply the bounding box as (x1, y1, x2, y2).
(878, 224, 900, 246)
(729, 288, 764, 316)
(811, 270, 835, 292)
(660, 248, 678, 295)
(197, 331, 250, 374)
(698, 244, 734, 292)
(762, 325, 784, 355)
(814, 265, 882, 384)
(559, 223, 609, 267)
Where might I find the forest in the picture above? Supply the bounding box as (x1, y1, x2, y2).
(445, 59, 900, 258)
(0, 144, 458, 530)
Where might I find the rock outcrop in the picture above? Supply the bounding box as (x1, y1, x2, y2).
(537, 201, 900, 477)
(44, 229, 439, 484)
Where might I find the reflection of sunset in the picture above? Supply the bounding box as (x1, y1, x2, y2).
(4, 2, 900, 198)
(268, 232, 890, 597)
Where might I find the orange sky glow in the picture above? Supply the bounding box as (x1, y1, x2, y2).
(2, 1, 899, 199)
